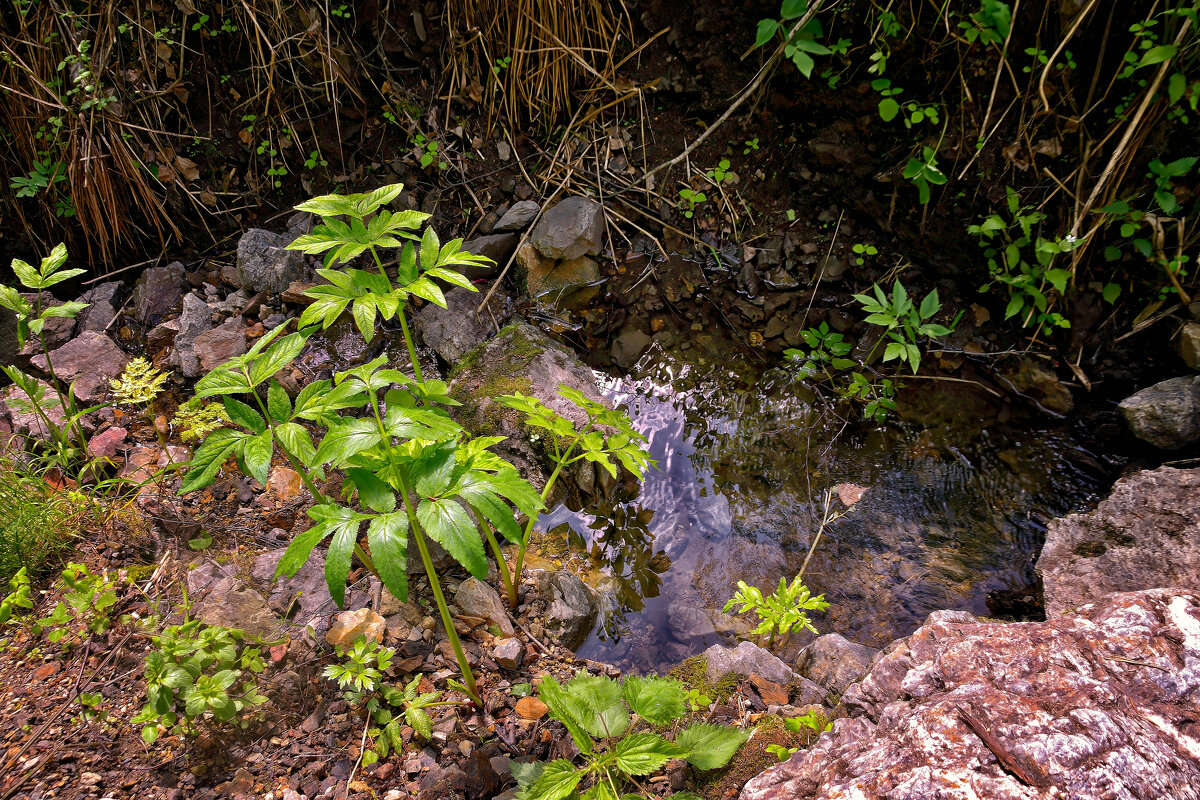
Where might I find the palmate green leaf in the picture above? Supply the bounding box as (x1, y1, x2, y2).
(367, 511, 409, 602)
(613, 732, 682, 776)
(675, 722, 747, 770)
(416, 498, 487, 579)
(178, 428, 243, 494)
(622, 676, 688, 725)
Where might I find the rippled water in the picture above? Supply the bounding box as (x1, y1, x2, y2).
(536, 344, 1110, 674)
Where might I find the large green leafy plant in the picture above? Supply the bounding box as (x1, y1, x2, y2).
(513, 672, 746, 800)
(178, 184, 542, 706)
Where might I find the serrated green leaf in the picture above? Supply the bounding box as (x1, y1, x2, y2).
(416, 498, 486, 578)
(675, 722, 747, 770)
(267, 381, 292, 423)
(613, 732, 682, 775)
(314, 419, 382, 466)
(622, 676, 688, 725)
(240, 429, 274, 485)
(346, 467, 397, 512)
(367, 511, 409, 602)
(223, 396, 266, 434)
(178, 428, 242, 494)
(194, 366, 254, 398)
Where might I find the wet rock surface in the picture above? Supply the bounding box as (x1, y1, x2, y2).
(1037, 466, 1200, 616)
(529, 197, 605, 261)
(795, 633, 878, 696)
(130, 262, 185, 325)
(543, 570, 598, 650)
(742, 590, 1200, 800)
(415, 285, 510, 366)
(1118, 375, 1200, 449)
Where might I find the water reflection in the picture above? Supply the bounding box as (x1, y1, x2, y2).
(537, 346, 1106, 673)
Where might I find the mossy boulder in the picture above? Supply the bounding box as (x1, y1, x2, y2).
(449, 320, 613, 499)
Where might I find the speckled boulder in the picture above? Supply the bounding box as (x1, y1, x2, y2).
(740, 589, 1200, 800)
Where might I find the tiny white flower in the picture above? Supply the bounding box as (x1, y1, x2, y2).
(1065, 234, 1078, 243)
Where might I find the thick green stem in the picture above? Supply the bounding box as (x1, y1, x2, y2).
(396, 308, 423, 383)
(480, 523, 516, 604)
(508, 461, 565, 609)
(401, 479, 480, 705)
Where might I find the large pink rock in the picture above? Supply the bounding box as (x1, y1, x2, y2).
(741, 590, 1200, 800)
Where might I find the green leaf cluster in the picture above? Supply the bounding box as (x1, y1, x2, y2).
(723, 575, 829, 646)
(783, 322, 854, 382)
(0, 568, 34, 626)
(132, 618, 269, 743)
(324, 639, 451, 765)
(969, 187, 1084, 332)
(1, 243, 88, 351)
(756, 2, 831, 79)
(33, 562, 120, 646)
(901, 146, 948, 205)
(514, 672, 746, 800)
(853, 281, 958, 374)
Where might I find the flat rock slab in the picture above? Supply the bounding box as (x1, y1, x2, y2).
(1118, 375, 1200, 449)
(1037, 466, 1200, 616)
(741, 589, 1200, 800)
(31, 331, 128, 403)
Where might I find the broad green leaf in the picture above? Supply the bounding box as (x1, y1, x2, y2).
(314, 419, 382, 466)
(754, 18, 778, 47)
(613, 732, 682, 775)
(223, 396, 267, 434)
(274, 422, 317, 467)
(567, 673, 629, 740)
(275, 518, 335, 578)
(267, 381, 292, 423)
(324, 505, 362, 608)
(781, 0, 808, 19)
(879, 97, 901, 122)
(240, 429, 274, 485)
(351, 297, 378, 342)
(523, 760, 582, 800)
(420, 226, 440, 272)
(918, 289, 940, 320)
(414, 443, 457, 497)
(536, 676, 594, 754)
(466, 492, 523, 545)
(675, 722, 747, 770)
(367, 511, 409, 602)
(194, 366, 254, 398)
(416, 498, 486, 578)
(622, 676, 688, 725)
(346, 467, 397, 512)
(178, 428, 242, 494)
(11, 257, 40, 288)
(1102, 282, 1121, 304)
(40, 301, 89, 319)
(248, 329, 310, 386)
(1169, 71, 1187, 104)
(1139, 44, 1178, 68)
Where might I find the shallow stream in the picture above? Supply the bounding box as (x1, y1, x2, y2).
(535, 341, 1112, 674)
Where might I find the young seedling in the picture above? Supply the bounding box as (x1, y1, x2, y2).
(724, 574, 829, 649)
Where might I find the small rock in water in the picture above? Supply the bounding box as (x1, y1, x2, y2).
(1118, 375, 1200, 449)
(326, 608, 386, 648)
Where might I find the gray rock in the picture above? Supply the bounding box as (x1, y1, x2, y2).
(31, 331, 128, 403)
(449, 321, 607, 496)
(193, 575, 282, 639)
(544, 571, 597, 651)
(611, 326, 652, 370)
(235, 228, 310, 294)
(193, 317, 247, 374)
(1, 379, 66, 440)
(454, 577, 514, 636)
(795, 633, 879, 695)
(666, 603, 717, 641)
(251, 548, 340, 641)
(493, 637, 524, 670)
(521, 246, 602, 311)
(743, 590, 1200, 800)
(494, 200, 540, 232)
(416, 285, 510, 366)
(171, 293, 213, 378)
(702, 641, 798, 686)
(1118, 375, 1200, 449)
(460, 233, 518, 279)
(1037, 466, 1200, 616)
(1178, 322, 1200, 370)
(529, 197, 606, 261)
(74, 282, 121, 334)
(130, 263, 184, 325)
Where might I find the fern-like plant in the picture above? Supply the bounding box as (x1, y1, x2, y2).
(724, 575, 829, 649)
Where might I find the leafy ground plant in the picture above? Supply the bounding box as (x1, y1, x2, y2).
(33, 562, 119, 647)
(325, 638, 455, 767)
(724, 575, 829, 649)
(133, 615, 270, 743)
(513, 671, 746, 800)
(854, 280, 959, 374)
(179, 183, 528, 706)
(496, 389, 654, 609)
